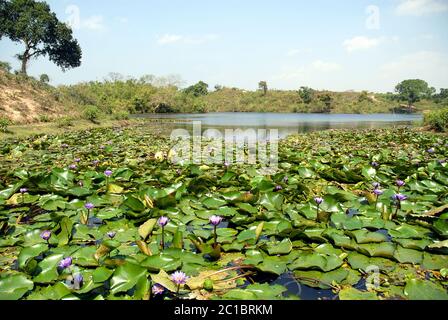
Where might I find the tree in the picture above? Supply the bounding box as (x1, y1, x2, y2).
(0, 0, 82, 75)
(39, 73, 50, 83)
(184, 81, 209, 97)
(319, 94, 333, 113)
(258, 81, 268, 95)
(395, 79, 433, 110)
(298, 86, 315, 104)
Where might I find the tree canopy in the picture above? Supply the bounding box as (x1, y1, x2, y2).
(184, 81, 209, 97)
(0, 0, 82, 74)
(395, 79, 434, 108)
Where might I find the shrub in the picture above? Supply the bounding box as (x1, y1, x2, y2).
(40, 74, 50, 84)
(0, 61, 12, 73)
(112, 111, 130, 120)
(424, 108, 448, 132)
(39, 115, 51, 123)
(0, 117, 11, 132)
(56, 116, 74, 128)
(83, 105, 100, 122)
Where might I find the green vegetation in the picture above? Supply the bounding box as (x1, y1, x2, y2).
(0, 116, 11, 132)
(0, 0, 81, 74)
(424, 108, 448, 132)
(395, 79, 436, 111)
(0, 124, 447, 300)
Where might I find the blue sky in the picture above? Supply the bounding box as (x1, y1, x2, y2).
(1, 0, 448, 92)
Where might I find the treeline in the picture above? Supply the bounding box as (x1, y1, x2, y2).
(55, 74, 448, 116)
(1, 63, 447, 124)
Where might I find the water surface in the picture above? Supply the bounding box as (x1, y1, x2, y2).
(137, 112, 422, 139)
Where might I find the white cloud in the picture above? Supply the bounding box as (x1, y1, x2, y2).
(312, 60, 342, 72)
(380, 51, 448, 88)
(157, 34, 219, 45)
(82, 16, 106, 31)
(343, 36, 383, 52)
(396, 0, 448, 16)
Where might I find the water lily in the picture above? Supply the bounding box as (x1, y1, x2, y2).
(104, 170, 113, 177)
(61, 143, 69, 148)
(40, 230, 51, 243)
(74, 158, 81, 163)
(314, 197, 323, 206)
(73, 273, 83, 290)
(92, 160, 100, 166)
(396, 180, 405, 191)
(283, 176, 289, 183)
(392, 193, 407, 218)
(83, 203, 95, 225)
(107, 231, 116, 239)
(19, 188, 28, 204)
(371, 161, 379, 167)
(427, 148, 435, 154)
(171, 271, 188, 295)
(210, 215, 223, 247)
(372, 182, 380, 189)
(274, 185, 283, 192)
(69, 164, 77, 170)
(158, 216, 170, 250)
(152, 284, 165, 296)
(373, 189, 384, 196)
(58, 257, 72, 269)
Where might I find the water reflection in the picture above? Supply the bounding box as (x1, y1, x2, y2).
(136, 112, 422, 139)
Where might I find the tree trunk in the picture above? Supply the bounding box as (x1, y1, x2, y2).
(21, 55, 29, 75)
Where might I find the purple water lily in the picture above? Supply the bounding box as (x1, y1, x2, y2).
(92, 160, 100, 166)
(69, 164, 77, 170)
(372, 182, 380, 189)
(373, 189, 384, 196)
(171, 271, 188, 285)
(210, 215, 223, 248)
(371, 161, 379, 168)
(158, 216, 169, 250)
(73, 273, 83, 290)
(40, 230, 52, 242)
(158, 216, 169, 227)
(274, 185, 283, 192)
(314, 197, 323, 206)
(85, 203, 95, 210)
(107, 231, 116, 239)
(396, 180, 405, 188)
(104, 170, 113, 177)
(392, 194, 408, 202)
(59, 257, 72, 269)
(209, 215, 223, 226)
(427, 148, 435, 154)
(74, 158, 81, 163)
(20, 188, 28, 194)
(152, 284, 165, 296)
(283, 176, 289, 183)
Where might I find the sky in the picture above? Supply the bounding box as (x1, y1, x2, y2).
(0, 0, 448, 92)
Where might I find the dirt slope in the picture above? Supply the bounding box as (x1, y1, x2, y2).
(0, 70, 75, 123)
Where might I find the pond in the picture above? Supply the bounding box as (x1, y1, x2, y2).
(135, 113, 423, 138)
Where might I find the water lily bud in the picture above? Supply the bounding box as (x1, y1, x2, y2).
(158, 216, 169, 227)
(314, 197, 324, 206)
(104, 170, 113, 177)
(58, 257, 72, 269)
(40, 230, 51, 241)
(203, 279, 214, 292)
(396, 180, 405, 187)
(20, 188, 28, 194)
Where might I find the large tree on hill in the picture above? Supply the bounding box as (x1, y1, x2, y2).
(395, 79, 434, 110)
(0, 0, 82, 74)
